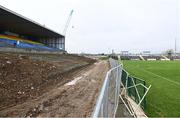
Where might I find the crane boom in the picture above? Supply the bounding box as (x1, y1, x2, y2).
(63, 10, 74, 36)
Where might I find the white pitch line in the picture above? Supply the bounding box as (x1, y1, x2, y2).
(141, 69, 180, 86)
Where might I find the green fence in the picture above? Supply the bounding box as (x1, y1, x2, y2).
(121, 69, 147, 110)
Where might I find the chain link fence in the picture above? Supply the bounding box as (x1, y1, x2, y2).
(92, 58, 122, 117)
(92, 59, 151, 117)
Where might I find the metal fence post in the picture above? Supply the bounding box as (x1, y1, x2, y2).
(144, 81, 146, 110)
(134, 78, 137, 103)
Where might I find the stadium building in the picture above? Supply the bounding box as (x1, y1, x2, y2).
(0, 5, 65, 51)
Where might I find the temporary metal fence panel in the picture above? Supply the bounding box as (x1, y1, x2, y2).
(92, 59, 151, 117)
(121, 69, 128, 87)
(121, 69, 148, 110)
(133, 77, 147, 109)
(92, 59, 122, 117)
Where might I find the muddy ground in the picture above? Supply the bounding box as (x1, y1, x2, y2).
(0, 52, 109, 117)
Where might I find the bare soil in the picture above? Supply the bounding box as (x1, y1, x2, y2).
(0, 52, 109, 117)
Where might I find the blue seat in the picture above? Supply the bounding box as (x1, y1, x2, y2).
(0, 38, 59, 51)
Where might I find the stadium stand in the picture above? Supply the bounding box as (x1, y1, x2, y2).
(0, 5, 65, 52)
(142, 55, 161, 61)
(0, 34, 59, 51)
(121, 55, 140, 60)
(172, 55, 180, 60)
(161, 55, 170, 60)
(120, 54, 164, 61)
(139, 55, 145, 60)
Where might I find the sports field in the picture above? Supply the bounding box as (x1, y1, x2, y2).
(122, 60, 180, 117)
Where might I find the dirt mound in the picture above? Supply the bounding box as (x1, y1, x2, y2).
(0, 53, 95, 112)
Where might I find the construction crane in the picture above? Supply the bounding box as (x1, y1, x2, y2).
(175, 38, 177, 55)
(62, 10, 74, 36)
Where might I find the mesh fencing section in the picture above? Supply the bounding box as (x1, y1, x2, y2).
(93, 59, 149, 117)
(121, 70, 128, 87)
(121, 70, 147, 110)
(92, 59, 122, 117)
(132, 77, 146, 109)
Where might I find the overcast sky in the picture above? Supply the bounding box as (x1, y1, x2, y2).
(0, 0, 179, 54)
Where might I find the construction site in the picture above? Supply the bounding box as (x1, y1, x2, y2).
(1, 1, 179, 117)
(0, 52, 110, 117)
(0, 5, 110, 117)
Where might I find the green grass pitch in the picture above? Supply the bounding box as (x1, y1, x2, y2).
(122, 60, 180, 117)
